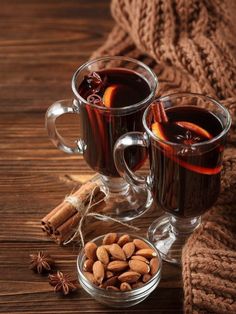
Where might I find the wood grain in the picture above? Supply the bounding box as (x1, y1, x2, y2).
(0, 1, 183, 313)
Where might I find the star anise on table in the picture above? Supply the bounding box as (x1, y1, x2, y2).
(29, 251, 55, 274)
(48, 271, 78, 295)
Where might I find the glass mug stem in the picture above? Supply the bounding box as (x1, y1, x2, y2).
(169, 215, 201, 234)
(114, 134, 202, 234)
(45, 99, 84, 154)
(114, 132, 149, 188)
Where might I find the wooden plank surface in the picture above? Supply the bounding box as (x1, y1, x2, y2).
(0, 1, 183, 313)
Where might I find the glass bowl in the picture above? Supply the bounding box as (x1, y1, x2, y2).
(77, 233, 162, 308)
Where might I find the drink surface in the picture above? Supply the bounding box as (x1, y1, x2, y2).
(150, 106, 224, 218)
(78, 68, 150, 108)
(158, 106, 222, 145)
(78, 69, 151, 177)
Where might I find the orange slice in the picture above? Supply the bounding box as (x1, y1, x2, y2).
(152, 122, 172, 152)
(171, 155, 222, 175)
(103, 85, 118, 108)
(152, 122, 167, 141)
(175, 121, 213, 139)
(151, 123, 221, 175)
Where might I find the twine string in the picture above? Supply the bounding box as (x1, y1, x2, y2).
(63, 186, 140, 246)
(65, 195, 85, 212)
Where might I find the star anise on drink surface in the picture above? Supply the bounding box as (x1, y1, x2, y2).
(176, 130, 201, 145)
(84, 71, 106, 93)
(29, 251, 55, 274)
(48, 271, 78, 295)
(84, 71, 102, 92)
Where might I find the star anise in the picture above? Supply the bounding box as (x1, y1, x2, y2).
(29, 251, 55, 274)
(176, 129, 201, 145)
(48, 271, 78, 295)
(84, 71, 104, 93)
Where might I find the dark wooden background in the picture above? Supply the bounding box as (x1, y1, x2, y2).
(0, 1, 183, 313)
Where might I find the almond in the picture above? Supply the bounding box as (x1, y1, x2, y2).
(102, 275, 118, 288)
(150, 257, 159, 275)
(107, 260, 128, 272)
(118, 271, 141, 283)
(133, 238, 151, 250)
(122, 242, 135, 259)
(84, 271, 96, 284)
(135, 248, 157, 259)
(84, 242, 97, 260)
(109, 243, 126, 261)
(100, 244, 111, 251)
(106, 270, 114, 279)
(117, 234, 131, 246)
(132, 281, 145, 289)
(120, 282, 132, 291)
(142, 273, 152, 283)
(83, 258, 94, 272)
(93, 260, 104, 284)
(131, 255, 149, 264)
(103, 233, 118, 245)
(96, 246, 109, 265)
(129, 259, 150, 275)
(106, 286, 120, 291)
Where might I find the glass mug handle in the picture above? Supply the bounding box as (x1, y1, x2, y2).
(45, 99, 84, 154)
(114, 132, 150, 188)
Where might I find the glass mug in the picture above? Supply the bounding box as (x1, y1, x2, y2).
(114, 93, 231, 263)
(45, 56, 158, 221)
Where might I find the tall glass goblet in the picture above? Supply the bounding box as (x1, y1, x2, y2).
(114, 93, 231, 263)
(45, 56, 158, 221)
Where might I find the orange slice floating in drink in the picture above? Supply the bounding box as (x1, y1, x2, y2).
(152, 122, 168, 141)
(103, 85, 118, 108)
(175, 121, 213, 139)
(152, 122, 172, 152)
(151, 122, 221, 175)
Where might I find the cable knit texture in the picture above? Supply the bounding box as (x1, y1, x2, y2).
(92, 0, 236, 313)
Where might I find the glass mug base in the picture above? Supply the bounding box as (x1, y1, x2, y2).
(95, 175, 153, 221)
(147, 214, 201, 264)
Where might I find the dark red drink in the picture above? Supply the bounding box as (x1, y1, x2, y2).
(150, 106, 224, 218)
(78, 69, 150, 177)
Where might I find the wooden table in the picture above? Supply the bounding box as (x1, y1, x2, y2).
(0, 1, 183, 313)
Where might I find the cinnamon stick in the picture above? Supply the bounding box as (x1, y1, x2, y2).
(42, 181, 100, 232)
(56, 212, 81, 235)
(54, 190, 105, 244)
(41, 225, 51, 235)
(41, 202, 63, 226)
(152, 101, 168, 123)
(41, 181, 105, 245)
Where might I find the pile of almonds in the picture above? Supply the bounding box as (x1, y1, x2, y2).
(82, 233, 159, 291)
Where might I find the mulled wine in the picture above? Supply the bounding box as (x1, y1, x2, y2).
(113, 92, 231, 262)
(150, 106, 224, 218)
(78, 69, 151, 177)
(46, 56, 158, 221)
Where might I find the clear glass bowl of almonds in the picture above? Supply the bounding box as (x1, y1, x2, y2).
(77, 233, 162, 308)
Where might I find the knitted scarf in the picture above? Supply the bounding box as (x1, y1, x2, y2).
(92, 0, 236, 313)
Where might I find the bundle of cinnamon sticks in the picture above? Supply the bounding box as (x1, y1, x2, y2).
(41, 181, 105, 245)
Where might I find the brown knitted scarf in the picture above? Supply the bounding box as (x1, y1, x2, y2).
(92, 0, 236, 313)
